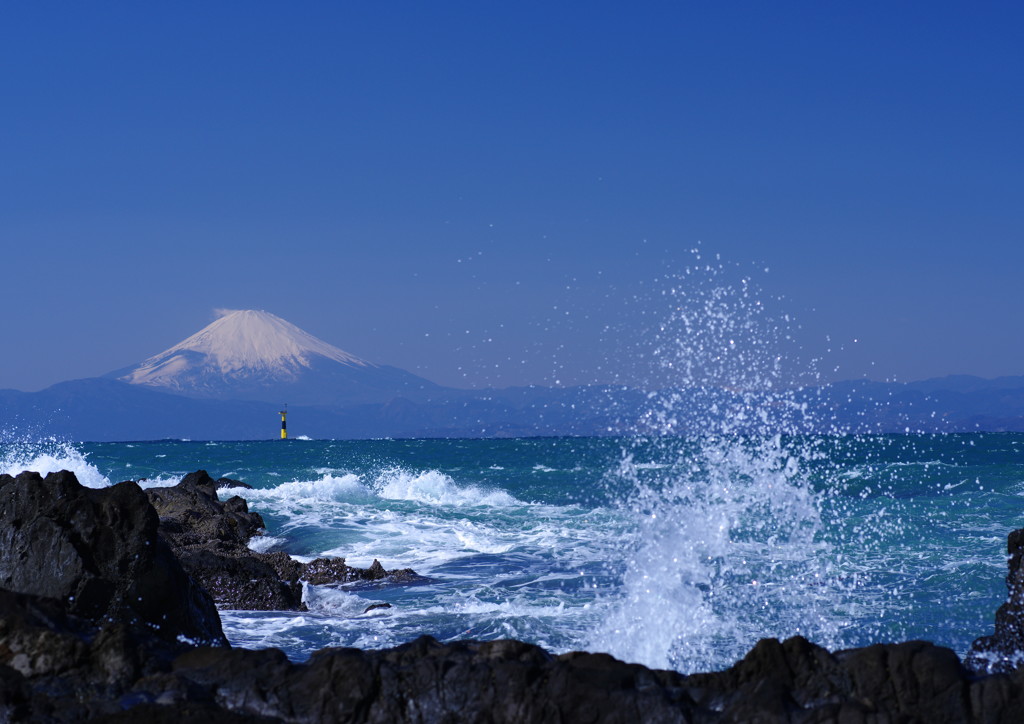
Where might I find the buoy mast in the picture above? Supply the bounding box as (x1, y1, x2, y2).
(279, 405, 288, 439)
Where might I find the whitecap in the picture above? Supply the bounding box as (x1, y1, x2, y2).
(226, 473, 368, 505)
(0, 440, 111, 488)
(248, 535, 287, 553)
(137, 475, 186, 489)
(373, 468, 520, 507)
(302, 584, 386, 616)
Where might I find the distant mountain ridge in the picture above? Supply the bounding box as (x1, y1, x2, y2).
(3, 309, 1024, 440)
(5, 372, 1024, 442)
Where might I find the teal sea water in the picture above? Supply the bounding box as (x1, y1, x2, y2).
(2, 433, 1021, 674)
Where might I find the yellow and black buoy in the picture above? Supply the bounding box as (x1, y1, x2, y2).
(279, 405, 288, 439)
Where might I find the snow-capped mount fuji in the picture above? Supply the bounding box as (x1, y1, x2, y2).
(123, 310, 370, 386)
(111, 309, 442, 406)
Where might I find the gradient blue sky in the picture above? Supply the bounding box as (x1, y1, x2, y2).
(2, 2, 1021, 391)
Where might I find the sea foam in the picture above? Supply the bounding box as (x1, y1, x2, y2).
(0, 439, 111, 488)
(372, 468, 520, 507)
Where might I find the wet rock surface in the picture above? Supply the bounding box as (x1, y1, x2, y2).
(5, 469, 1024, 722)
(967, 527, 1024, 674)
(146, 470, 266, 550)
(0, 588, 203, 722)
(0, 470, 225, 647)
(6, 613, 1024, 722)
(146, 470, 422, 611)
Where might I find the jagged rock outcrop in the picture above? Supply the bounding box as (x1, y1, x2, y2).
(146, 470, 421, 611)
(967, 527, 1024, 674)
(302, 556, 420, 586)
(0, 588, 205, 722)
(145, 470, 304, 610)
(682, 636, 1001, 722)
(6, 616, 1024, 722)
(0, 470, 225, 647)
(146, 470, 266, 549)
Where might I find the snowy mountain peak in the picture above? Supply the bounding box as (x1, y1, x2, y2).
(121, 309, 371, 391)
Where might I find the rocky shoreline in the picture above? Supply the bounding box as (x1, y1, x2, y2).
(146, 470, 420, 611)
(2, 470, 1024, 722)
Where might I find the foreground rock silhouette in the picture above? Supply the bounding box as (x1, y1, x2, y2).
(4, 469, 1024, 722)
(0, 470, 225, 647)
(967, 527, 1024, 674)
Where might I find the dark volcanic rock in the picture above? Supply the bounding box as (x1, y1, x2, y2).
(146, 470, 265, 549)
(147, 472, 423, 611)
(301, 557, 352, 586)
(358, 558, 422, 584)
(0, 588, 205, 721)
(0, 470, 225, 647)
(364, 558, 386, 580)
(967, 527, 1024, 674)
(683, 636, 979, 722)
(145, 471, 305, 609)
(301, 556, 422, 586)
(10, 629, 1024, 723)
(134, 636, 696, 723)
(216, 476, 253, 490)
(175, 547, 304, 611)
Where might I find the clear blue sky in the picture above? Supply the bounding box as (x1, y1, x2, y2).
(2, 2, 1021, 391)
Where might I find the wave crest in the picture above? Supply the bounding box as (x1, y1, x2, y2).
(372, 468, 520, 507)
(0, 439, 111, 489)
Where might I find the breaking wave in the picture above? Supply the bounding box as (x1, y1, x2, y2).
(587, 259, 847, 672)
(0, 439, 111, 489)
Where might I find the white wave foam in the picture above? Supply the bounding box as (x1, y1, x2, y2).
(417, 594, 570, 620)
(373, 468, 520, 507)
(236, 467, 525, 512)
(248, 535, 287, 553)
(137, 475, 187, 489)
(0, 441, 111, 488)
(591, 439, 838, 673)
(302, 584, 386, 616)
(227, 473, 368, 505)
(219, 466, 571, 575)
(314, 467, 349, 476)
(315, 500, 612, 574)
(452, 527, 515, 554)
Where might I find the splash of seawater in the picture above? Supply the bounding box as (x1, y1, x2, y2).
(590, 257, 845, 672)
(0, 438, 111, 488)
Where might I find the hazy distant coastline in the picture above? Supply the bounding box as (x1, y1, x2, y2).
(4, 309, 1024, 441)
(4, 373, 1024, 442)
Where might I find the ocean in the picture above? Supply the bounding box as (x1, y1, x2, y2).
(1, 432, 1020, 675)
